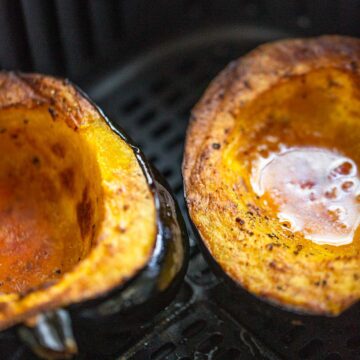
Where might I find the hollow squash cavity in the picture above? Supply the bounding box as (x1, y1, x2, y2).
(226, 68, 360, 254)
(218, 69, 360, 314)
(0, 106, 103, 295)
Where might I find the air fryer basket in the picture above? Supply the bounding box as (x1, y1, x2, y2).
(86, 26, 359, 360)
(0, 1, 360, 359)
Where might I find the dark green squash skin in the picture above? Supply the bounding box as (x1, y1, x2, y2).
(0, 79, 189, 359)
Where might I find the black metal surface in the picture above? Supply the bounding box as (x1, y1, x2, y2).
(82, 26, 360, 359)
(0, 1, 359, 79)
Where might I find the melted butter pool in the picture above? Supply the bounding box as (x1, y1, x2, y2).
(251, 147, 360, 246)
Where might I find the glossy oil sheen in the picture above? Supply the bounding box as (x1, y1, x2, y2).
(251, 146, 360, 246)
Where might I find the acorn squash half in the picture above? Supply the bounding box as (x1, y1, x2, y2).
(0, 72, 188, 358)
(183, 36, 360, 316)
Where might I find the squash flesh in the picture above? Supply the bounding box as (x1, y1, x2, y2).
(0, 107, 101, 294)
(227, 68, 360, 255)
(0, 73, 156, 330)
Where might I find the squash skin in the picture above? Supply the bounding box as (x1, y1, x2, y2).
(0, 72, 188, 358)
(183, 35, 360, 316)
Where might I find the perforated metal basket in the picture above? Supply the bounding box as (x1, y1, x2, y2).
(84, 26, 359, 359)
(1, 1, 360, 359)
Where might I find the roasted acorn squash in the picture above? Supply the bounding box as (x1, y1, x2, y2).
(183, 36, 360, 315)
(0, 72, 188, 358)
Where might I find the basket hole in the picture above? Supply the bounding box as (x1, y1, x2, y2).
(175, 282, 193, 304)
(212, 347, 226, 359)
(137, 109, 156, 126)
(197, 333, 224, 353)
(299, 339, 324, 359)
(192, 259, 212, 281)
(179, 108, 190, 119)
(162, 167, 173, 178)
(151, 122, 171, 137)
(165, 90, 183, 106)
(150, 342, 175, 360)
(347, 335, 360, 349)
(281, 325, 306, 344)
(325, 353, 342, 360)
(200, 267, 212, 276)
(165, 133, 184, 151)
(261, 316, 274, 330)
(182, 319, 207, 339)
(213, 348, 241, 360)
(247, 306, 260, 322)
(344, 324, 360, 332)
(190, 244, 200, 258)
(149, 155, 158, 165)
(122, 97, 141, 114)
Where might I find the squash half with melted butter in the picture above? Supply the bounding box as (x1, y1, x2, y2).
(183, 36, 360, 315)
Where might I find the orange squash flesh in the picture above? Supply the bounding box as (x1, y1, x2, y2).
(0, 107, 101, 294)
(0, 73, 156, 330)
(229, 68, 360, 252)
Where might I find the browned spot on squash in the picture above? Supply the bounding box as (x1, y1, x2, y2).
(40, 174, 58, 202)
(48, 107, 57, 120)
(235, 217, 245, 225)
(10, 131, 19, 140)
(91, 224, 97, 245)
(60, 167, 75, 194)
(32, 156, 40, 166)
(77, 187, 93, 239)
(51, 143, 66, 158)
(0, 302, 9, 312)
